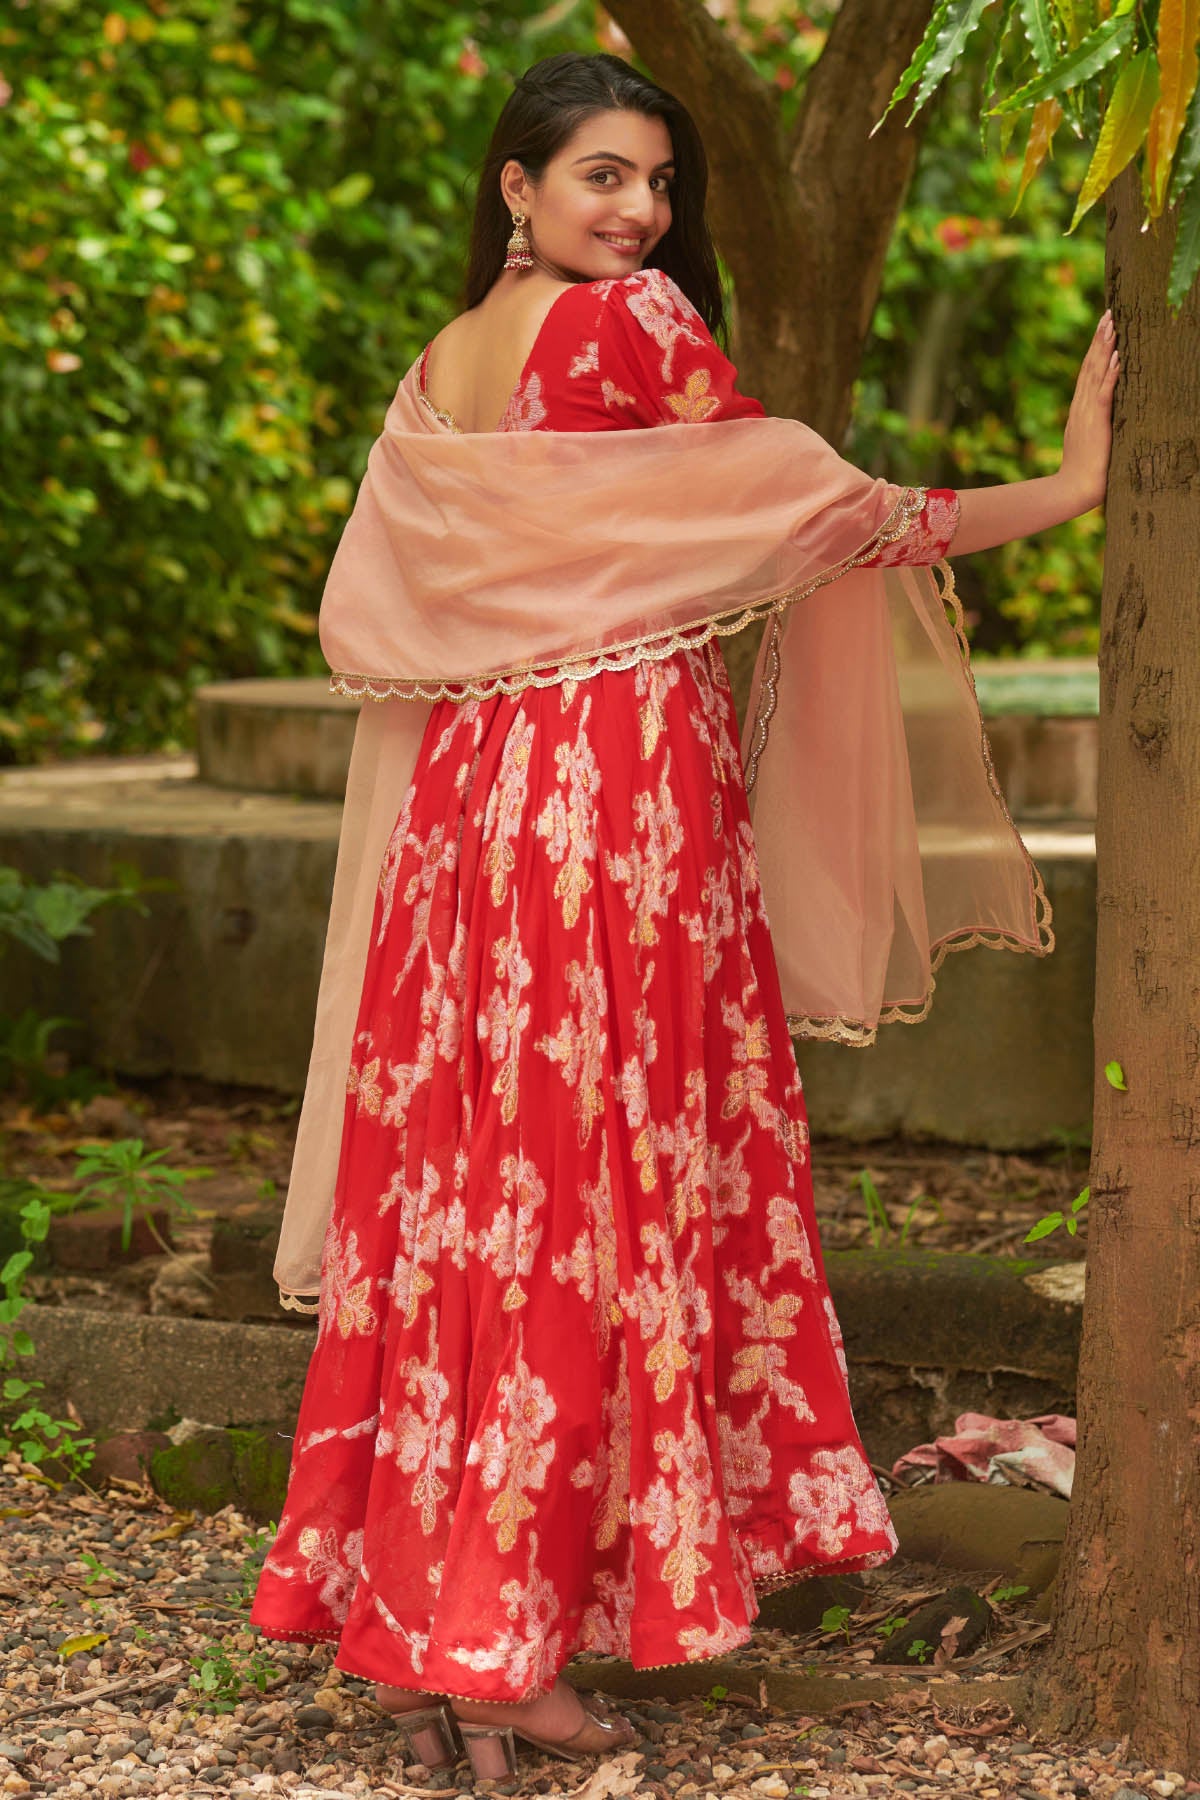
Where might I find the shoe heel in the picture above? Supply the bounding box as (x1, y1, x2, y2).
(398, 1704, 460, 1771)
(459, 1722, 518, 1781)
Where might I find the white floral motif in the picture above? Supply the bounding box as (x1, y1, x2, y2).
(605, 755, 684, 949)
(482, 716, 535, 906)
(376, 1308, 457, 1535)
(446, 1531, 564, 1693)
(296, 1525, 363, 1625)
(467, 1149, 547, 1311)
(569, 340, 599, 378)
(535, 696, 601, 929)
(621, 1221, 713, 1403)
(319, 1228, 378, 1344)
(622, 268, 705, 382)
(535, 912, 609, 1147)
(788, 1447, 895, 1557)
(466, 1326, 557, 1554)
(500, 368, 549, 432)
(551, 1144, 622, 1352)
(630, 1392, 721, 1610)
(477, 886, 533, 1126)
(716, 1398, 773, 1518)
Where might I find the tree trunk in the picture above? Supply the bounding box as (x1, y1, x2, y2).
(1036, 166, 1200, 1769)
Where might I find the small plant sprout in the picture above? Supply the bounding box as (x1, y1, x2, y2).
(79, 1550, 119, 1586)
(875, 1614, 908, 1639)
(820, 1603, 854, 1643)
(189, 1641, 282, 1714)
(991, 1583, 1030, 1603)
(855, 1170, 890, 1248)
(701, 1682, 728, 1712)
(72, 1138, 209, 1252)
(1, 1196, 94, 1478)
(906, 1637, 933, 1664)
(1025, 1186, 1090, 1244)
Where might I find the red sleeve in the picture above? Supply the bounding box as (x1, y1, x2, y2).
(861, 488, 960, 567)
(597, 269, 766, 427)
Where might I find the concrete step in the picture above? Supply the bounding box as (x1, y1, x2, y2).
(194, 664, 1101, 820)
(0, 759, 1095, 1145)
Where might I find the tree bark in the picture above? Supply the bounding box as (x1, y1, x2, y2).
(1035, 166, 1200, 1768)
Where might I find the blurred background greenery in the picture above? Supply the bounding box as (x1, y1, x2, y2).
(0, 0, 1104, 764)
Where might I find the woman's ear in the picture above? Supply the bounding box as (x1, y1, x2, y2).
(499, 158, 534, 215)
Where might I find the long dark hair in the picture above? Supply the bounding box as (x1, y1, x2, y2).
(464, 52, 726, 342)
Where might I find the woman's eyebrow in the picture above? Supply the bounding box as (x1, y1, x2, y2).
(571, 151, 676, 171)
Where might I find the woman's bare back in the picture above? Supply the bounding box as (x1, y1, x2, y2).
(423, 275, 574, 433)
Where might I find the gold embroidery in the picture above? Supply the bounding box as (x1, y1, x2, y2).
(664, 366, 722, 424)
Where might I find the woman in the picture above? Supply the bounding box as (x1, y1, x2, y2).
(251, 51, 1117, 1780)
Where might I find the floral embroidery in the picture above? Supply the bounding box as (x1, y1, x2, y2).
(467, 1328, 558, 1554)
(569, 340, 599, 377)
(788, 1446, 895, 1557)
(296, 1525, 363, 1626)
(482, 716, 535, 905)
(501, 369, 548, 432)
(320, 1228, 378, 1343)
(634, 657, 680, 759)
(468, 1150, 547, 1312)
(665, 366, 723, 424)
(535, 912, 608, 1147)
(477, 887, 533, 1126)
(605, 755, 684, 948)
(623, 268, 705, 382)
(377, 1309, 457, 1535)
(871, 488, 960, 566)
(601, 376, 637, 410)
(535, 696, 601, 929)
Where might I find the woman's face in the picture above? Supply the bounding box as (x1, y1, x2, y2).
(501, 109, 674, 281)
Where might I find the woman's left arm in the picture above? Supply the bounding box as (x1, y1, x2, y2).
(949, 311, 1120, 557)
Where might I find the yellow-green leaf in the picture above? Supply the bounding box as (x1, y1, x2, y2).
(58, 1632, 109, 1660)
(1070, 50, 1160, 228)
(1014, 97, 1065, 212)
(1146, 0, 1200, 218)
(1105, 1059, 1128, 1090)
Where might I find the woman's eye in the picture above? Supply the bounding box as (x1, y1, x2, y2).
(588, 170, 617, 185)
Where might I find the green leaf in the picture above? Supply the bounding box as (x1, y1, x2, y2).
(58, 1632, 109, 1660)
(992, 3, 1137, 114)
(983, 0, 1019, 131)
(874, 0, 954, 130)
(1018, 0, 1063, 71)
(327, 172, 374, 208)
(1025, 1212, 1064, 1241)
(1168, 165, 1200, 307)
(1171, 76, 1200, 201)
(1105, 1059, 1128, 1090)
(1071, 1186, 1091, 1213)
(1070, 49, 1160, 228)
(1, 1251, 33, 1287)
(906, 0, 998, 121)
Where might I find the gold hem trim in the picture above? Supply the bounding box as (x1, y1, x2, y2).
(327, 486, 930, 709)
(279, 1290, 320, 1316)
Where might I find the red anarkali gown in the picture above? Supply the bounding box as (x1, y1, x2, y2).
(251, 270, 959, 1699)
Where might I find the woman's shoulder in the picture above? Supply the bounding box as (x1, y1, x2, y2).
(580, 268, 707, 333)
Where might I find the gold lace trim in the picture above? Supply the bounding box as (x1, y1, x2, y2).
(782, 558, 1055, 1047)
(279, 1290, 320, 1317)
(327, 486, 929, 708)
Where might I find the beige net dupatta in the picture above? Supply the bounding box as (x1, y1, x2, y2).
(274, 364, 1052, 1307)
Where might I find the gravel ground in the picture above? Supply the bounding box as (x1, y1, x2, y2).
(2, 1459, 1193, 1800)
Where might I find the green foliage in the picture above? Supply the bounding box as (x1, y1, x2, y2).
(0, 0, 591, 762)
(850, 82, 1106, 657)
(907, 1636, 934, 1663)
(883, 0, 1200, 307)
(1025, 1183, 1089, 1241)
(0, 1195, 95, 1477)
(0, 864, 147, 962)
(71, 1136, 209, 1249)
(820, 1602, 853, 1641)
(188, 1639, 282, 1712)
(1104, 1058, 1127, 1090)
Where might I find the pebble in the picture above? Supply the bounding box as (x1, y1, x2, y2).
(293, 1706, 334, 1729)
(740, 1722, 767, 1739)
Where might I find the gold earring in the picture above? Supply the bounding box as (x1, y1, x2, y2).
(503, 209, 533, 271)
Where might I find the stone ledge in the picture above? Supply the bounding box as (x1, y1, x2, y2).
(0, 761, 1097, 1142)
(22, 1247, 1083, 1472)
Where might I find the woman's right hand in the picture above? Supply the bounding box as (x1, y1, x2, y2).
(1058, 310, 1120, 514)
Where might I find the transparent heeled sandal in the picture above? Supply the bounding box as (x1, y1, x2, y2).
(385, 1700, 461, 1771)
(457, 1694, 635, 1780)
